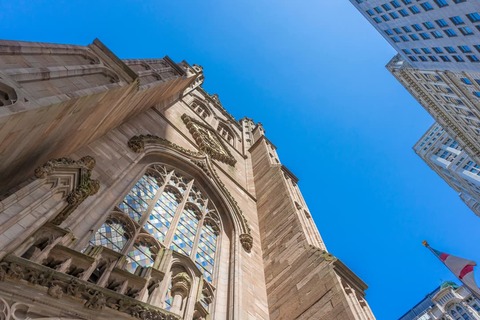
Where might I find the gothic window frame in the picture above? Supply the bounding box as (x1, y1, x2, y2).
(89, 163, 224, 286)
(190, 100, 212, 120)
(216, 122, 235, 147)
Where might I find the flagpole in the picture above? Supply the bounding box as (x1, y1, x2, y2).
(423, 240, 480, 300)
(422, 240, 439, 258)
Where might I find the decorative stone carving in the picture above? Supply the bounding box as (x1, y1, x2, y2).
(47, 284, 64, 299)
(128, 135, 203, 157)
(239, 234, 253, 253)
(34, 156, 96, 179)
(309, 246, 337, 262)
(181, 114, 236, 166)
(0, 256, 181, 320)
(0, 297, 10, 320)
(171, 272, 192, 299)
(34, 156, 100, 225)
(190, 159, 212, 178)
(127, 134, 253, 252)
(84, 291, 106, 310)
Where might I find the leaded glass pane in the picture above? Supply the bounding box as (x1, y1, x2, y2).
(126, 242, 155, 273)
(90, 221, 128, 252)
(171, 208, 199, 256)
(164, 283, 173, 311)
(144, 191, 179, 243)
(195, 224, 217, 282)
(118, 175, 159, 222)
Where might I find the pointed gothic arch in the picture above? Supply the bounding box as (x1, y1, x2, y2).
(216, 120, 239, 148)
(127, 135, 252, 251)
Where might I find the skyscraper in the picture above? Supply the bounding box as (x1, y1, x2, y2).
(350, 0, 480, 218)
(0, 39, 375, 319)
(414, 122, 480, 216)
(387, 55, 480, 164)
(350, 0, 480, 72)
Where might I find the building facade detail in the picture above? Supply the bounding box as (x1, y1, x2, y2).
(388, 56, 480, 164)
(350, 0, 480, 72)
(414, 122, 480, 216)
(126, 134, 253, 252)
(0, 38, 374, 319)
(181, 114, 236, 166)
(399, 282, 480, 320)
(350, 0, 480, 218)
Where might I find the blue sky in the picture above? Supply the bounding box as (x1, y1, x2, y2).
(3, 1, 480, 318)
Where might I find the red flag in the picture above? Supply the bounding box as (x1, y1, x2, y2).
(423, 241, 480, 297)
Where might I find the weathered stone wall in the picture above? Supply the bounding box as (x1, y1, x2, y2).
(250, 136, 373, 320)
(0, 39, 192, 195)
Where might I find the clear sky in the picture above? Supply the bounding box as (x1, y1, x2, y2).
(3, 1, 480, 318)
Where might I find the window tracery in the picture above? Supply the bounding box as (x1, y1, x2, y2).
(190, 101, 210, 119)
(87, 164, 224, 316)
(89, 164, 221, 283)
(217, 123, 234, 146)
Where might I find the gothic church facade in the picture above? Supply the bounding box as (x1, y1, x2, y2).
(0, 39, 374, 320)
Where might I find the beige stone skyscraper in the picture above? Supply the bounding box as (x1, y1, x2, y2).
(0, 39, 374, 320)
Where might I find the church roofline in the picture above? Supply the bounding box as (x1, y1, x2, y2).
(163, 55, 187, 76)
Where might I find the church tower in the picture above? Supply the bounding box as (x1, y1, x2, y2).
(0, 39, 374, 320)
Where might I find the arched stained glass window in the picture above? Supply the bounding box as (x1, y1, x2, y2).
(89, 164, 222, 283)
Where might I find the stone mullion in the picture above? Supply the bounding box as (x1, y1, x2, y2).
(163, 180, 194, 247)
(190, 199, 208, 261)
(123, 171, 173, 255)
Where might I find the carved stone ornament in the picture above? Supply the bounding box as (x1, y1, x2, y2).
(0, 256, 181, 320)
(309, 245, 337, 262)
(171, 272, 192, 298)
(239, 234, 253, 253)
(127, 135, 253, 252)
(128, 134, 203, 157)
(34, 156, 100, 225)
(181, 114, 236, 166)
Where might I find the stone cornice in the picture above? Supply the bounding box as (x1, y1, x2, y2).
(281, 165, 299, 184)
(399, 69, 480, 161)
(333, 259, 368, 296)
(0, 255, 180, 320)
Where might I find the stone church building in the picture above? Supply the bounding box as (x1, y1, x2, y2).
(0, 39, 375, 320)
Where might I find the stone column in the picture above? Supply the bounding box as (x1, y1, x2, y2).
(170, 272, 191, 315)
